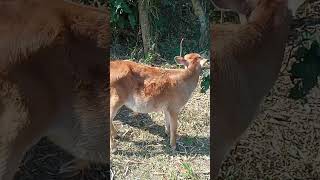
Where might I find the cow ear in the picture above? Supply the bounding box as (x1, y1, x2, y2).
(174, 56, 189, 67)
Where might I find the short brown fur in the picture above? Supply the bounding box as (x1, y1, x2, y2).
(110, 53, 207, 151)
(211, 0, 291, 177)
(0, 0, 109, 179)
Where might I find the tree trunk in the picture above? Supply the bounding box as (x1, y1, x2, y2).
(138, 0, 151, 57)
(191, 0, 208, 50)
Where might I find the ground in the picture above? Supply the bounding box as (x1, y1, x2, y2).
(111, 80, 210, 180)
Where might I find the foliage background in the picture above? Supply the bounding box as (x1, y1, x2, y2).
(109, 0, 210, 62)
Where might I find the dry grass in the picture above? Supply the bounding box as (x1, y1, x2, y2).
(219, 77, 320, 179)
(218, 3, 320, 179)
(111, 78, 210, 180)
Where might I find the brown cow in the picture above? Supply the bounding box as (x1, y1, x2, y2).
(110, 53, 208, 151)
(0, 0, 109, 179)
(211, 0, 293, 177)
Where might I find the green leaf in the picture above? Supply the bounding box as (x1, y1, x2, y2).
(200, 70, 210, 93)
(289, 40, 320, 100)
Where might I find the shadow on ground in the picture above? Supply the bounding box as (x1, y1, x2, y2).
(113, 106, 210, 157)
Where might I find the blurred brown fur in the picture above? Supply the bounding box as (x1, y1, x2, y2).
(0, 0, 109, 179)
(211, 0, 291, 177)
